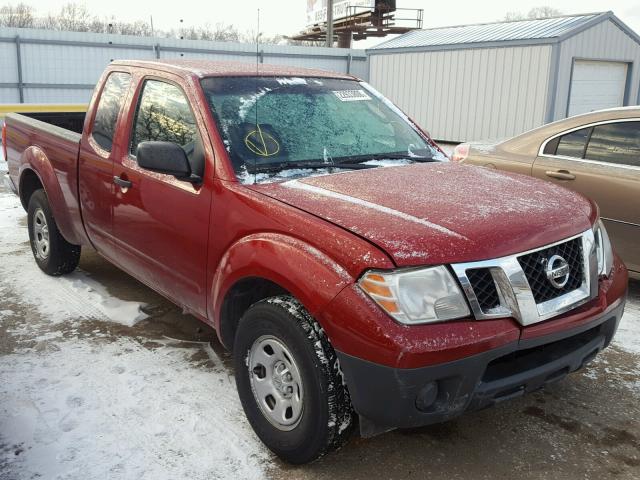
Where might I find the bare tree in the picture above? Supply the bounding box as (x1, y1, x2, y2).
(242, 29, 286, 45)
(528, 6, 563, 19)
(285, 38, 327, 47)
(504, 6, 563, 22)
(0, 1, 317, 46)
(0, 2, 35, 27)
(114, 19, 153, 36)
(56, 3, 92, 31)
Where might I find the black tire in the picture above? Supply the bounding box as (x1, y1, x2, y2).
(233, 295, 353, 464)
(27, 189, 81, 276)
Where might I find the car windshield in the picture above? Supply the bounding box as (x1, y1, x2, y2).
(200, 76, 445, 184)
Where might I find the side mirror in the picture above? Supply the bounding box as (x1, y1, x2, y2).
(136, 141, 201, 183)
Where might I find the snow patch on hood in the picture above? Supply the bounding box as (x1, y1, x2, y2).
(236, 166, 333, 185)
(255, 162, 595, 266)
(284, 179, 468, 240)
(236, 159, 421, 185)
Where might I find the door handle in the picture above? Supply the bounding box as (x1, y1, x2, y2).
(113, 175, 132, 189)
(545, 170, 575, 181)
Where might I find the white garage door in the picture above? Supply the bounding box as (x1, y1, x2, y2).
(567, 60, 627, 117)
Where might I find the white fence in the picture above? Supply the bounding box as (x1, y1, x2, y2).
(0, 27, 369, 104)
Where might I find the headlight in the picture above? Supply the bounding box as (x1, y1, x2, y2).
(358, 266, 470, 325)
(594, 219, 613, 277)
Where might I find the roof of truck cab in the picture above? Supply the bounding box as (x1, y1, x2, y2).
(110, 59, 355, 80)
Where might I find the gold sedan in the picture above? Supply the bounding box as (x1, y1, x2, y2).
(453, 107, 640, 274)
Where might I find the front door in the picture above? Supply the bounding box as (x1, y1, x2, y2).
(111, 76, 212, 317)
(533, 120, 640, 272)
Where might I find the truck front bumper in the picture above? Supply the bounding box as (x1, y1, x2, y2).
(337, 296, 625, 435)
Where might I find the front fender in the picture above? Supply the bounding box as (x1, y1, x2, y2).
(211, 232, 353, 333)
(19, 146, 83, 245)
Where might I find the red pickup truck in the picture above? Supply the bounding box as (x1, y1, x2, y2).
(2, 60, 628, 464)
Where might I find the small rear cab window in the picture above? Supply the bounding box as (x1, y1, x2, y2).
(91, 72, 132, 152)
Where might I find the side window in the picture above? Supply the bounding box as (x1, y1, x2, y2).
(543, 137, 559, 155)
(92, 72, 131, 152)
(554, 127, 590, 158)
(130, 80, 198, 157)
(585, 121, 640, 167)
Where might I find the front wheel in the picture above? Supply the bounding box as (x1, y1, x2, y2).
(27, 189, 81, 276)
(233, 295, 353, 464)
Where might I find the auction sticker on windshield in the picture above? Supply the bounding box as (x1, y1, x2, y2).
(333, 90, 371, 102)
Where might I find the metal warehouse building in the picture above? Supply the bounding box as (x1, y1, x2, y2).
(368, 11, 640, 142)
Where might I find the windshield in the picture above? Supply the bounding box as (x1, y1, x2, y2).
(200, 76, 445, 184)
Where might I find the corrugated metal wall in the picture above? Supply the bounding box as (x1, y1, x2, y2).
(552, 19, 640, 120)
(369, 45, 552, 142)
(0, 27, 368, 104)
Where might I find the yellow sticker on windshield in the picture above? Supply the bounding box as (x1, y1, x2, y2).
(245, 124, 280, 157)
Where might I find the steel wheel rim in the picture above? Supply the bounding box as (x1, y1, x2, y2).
(33, 208, 50, 260)
(248, 335, 304, 431)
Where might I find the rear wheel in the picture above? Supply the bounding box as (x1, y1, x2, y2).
(233, 295, 353, 464)
(27, 189, 80, 276)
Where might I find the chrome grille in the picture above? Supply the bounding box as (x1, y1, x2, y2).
(518, 237, 584, 304)
(451, 230, 597, 326)
(466, 268, 500, 312)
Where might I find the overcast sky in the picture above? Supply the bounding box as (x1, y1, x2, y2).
(22, 0, 640, 47)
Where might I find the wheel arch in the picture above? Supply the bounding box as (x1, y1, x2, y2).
(18, 167, 44, 210)
(17, 147, 83, 245)
(212, 233, 353, 350)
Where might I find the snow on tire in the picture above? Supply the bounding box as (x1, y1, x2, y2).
(233, 295, 353, 464)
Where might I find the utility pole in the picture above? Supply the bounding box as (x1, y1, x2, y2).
(325, 0, 334, 47)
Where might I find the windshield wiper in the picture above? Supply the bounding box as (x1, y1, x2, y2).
(335, 152, 439, 164)
(245, 161, 377, 174)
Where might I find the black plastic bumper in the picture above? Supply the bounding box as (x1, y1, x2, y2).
(337, 298, 625, 435)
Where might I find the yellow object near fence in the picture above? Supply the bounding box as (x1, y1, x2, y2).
(0, 104, 88, 119)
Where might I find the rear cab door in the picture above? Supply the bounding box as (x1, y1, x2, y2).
(78, 68, 133, 257)
(110, 70, 214, 318)
(532, 119, 640, 272)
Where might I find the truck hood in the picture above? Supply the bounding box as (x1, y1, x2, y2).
(252, 163, 596, 266)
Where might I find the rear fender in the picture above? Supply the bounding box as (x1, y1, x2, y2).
(211, 232, 353, 332)
(18, 146, 81, 245)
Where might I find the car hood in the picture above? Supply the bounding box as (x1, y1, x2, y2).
(251, 163, 596, 266)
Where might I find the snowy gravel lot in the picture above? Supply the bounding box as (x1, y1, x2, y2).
(1, 158, 639, 479)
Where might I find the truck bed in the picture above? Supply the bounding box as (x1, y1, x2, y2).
(4, 112, 86, 246)
(7, 112, 83, 144)
(0, 103, 86, 134)
(18, 111, 86, 134)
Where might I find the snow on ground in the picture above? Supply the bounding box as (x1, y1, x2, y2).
(0, 193, 147, 327)
(0, 189, 270, 479)
(615, 293, 640, 356)
(0, 339, 268, 480)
